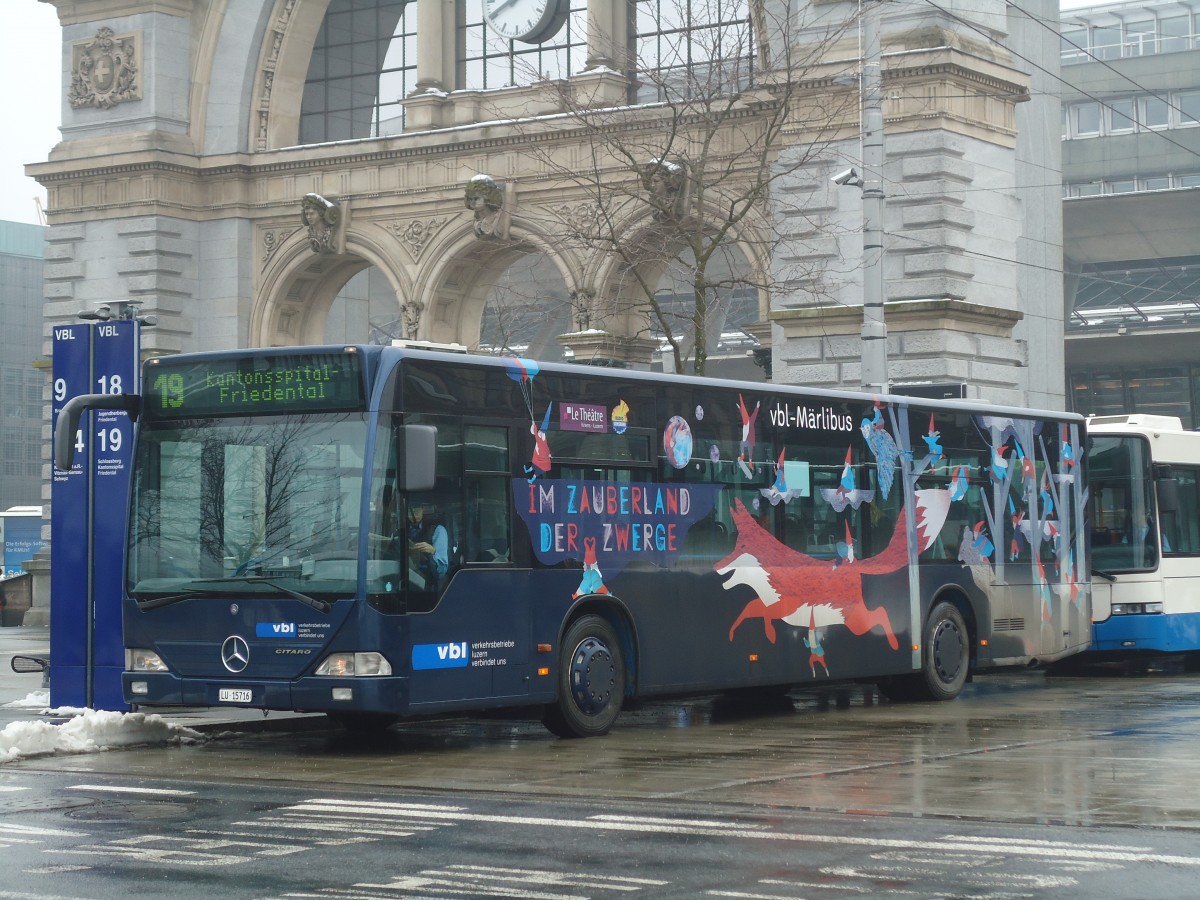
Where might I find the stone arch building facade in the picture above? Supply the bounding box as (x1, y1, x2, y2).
(34, 0, 1064, 405)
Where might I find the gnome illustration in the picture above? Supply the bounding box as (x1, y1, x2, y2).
(573, 537, 609, 598)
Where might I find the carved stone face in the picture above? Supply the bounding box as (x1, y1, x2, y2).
(303, 204, 321, 226)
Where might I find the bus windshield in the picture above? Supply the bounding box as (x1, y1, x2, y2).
(1088, 434, 1157, 573)
(127, 413, 370, 602)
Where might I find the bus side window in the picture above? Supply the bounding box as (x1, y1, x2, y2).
(1164, 469, 1200, 555)
(464, 424, 511, 565)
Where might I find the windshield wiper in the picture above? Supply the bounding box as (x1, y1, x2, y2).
(1091, 568, 1117, 582)
(136, 578, 332, 613)
(137, 588, 206, 610)
(199, 576, 333, 613)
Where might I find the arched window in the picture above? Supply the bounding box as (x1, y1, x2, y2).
(634, 0, 756, 103)
(300, 0, 416, 142)
(460, 0, 588, 90)
(298, 0, 757, 141)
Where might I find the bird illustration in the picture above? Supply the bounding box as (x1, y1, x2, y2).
(913, 465, 970, 552)
(833, 521, 856, 570)
(804, 606, 829, 677)
(737, 394, 760, 478)
(1039, 469, 1056, 519)
(860, 403, 900, 500)
(989, 445, 1010, 484)
(922, 413, 943, 464)
(1009, 497, 1025, 561)
(1014, 441, 1035, 492)
(957, 521, 994, 568)
(760, 449, 803, 506)
(820, 447, 874, 512)
(1059, 424, 1076, 482)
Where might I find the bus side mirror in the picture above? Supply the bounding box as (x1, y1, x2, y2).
(53, 393, 142, 471)
(400, 424, 437, 492)
(1154, 464, 1179, 515)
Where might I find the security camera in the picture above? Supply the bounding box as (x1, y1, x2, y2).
(831, 167, 862, 187)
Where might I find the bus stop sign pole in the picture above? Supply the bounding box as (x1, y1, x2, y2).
(50, 312, 140, 711)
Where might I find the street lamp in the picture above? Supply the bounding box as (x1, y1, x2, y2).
(833, 0, 888, 395)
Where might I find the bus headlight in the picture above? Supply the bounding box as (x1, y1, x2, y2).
(1110, 602, 1164, 616)
(126, 648, 168, 672)
(315, 652, 392, 677)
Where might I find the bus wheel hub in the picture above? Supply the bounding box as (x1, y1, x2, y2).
(570, 637, 616, 715)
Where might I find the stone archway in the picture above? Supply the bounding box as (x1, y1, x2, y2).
(413, 221, 583, 350)
(581, 205, 775, 374)
(255, 226, 412, 348)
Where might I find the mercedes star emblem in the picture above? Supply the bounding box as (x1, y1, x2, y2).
(221, 635, 250, 673)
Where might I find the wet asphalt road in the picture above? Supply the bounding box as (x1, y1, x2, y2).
(3, 667, 1200, 897)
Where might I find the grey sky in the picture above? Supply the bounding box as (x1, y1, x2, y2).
(3, 1, 60, 226)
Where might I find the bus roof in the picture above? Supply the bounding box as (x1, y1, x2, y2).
(1088, 414, 1185, 431)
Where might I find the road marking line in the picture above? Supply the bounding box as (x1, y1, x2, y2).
(442, 864, 669, 888)
(287, 800, 1200, 868)
(947, 834, 1154, 853)
(67, 784, 194, 797)
(589, 814, 767, 830)
(0, 823, 87, 838)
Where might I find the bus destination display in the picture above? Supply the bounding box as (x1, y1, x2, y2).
(146, 352, 365, 417)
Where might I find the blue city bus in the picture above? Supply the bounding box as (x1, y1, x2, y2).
(55, 345, 1091, 736)
(1060, 414, 1200, 673)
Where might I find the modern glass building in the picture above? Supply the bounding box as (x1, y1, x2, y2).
(0, 221, 45, 510)
(1061, 0, 1200, 426)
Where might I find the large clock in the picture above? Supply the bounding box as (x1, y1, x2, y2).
(483, 0, 569, 44)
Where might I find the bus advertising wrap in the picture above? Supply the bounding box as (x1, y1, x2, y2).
(514, 478, 723, 580)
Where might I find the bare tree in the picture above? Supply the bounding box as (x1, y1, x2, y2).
(492, 0, 861, 375)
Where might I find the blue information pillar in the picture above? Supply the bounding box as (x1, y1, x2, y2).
(50, 324, 92, 708)
(51, 318, 140, 710)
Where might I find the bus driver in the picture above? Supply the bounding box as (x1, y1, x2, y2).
(407, 500, 449, 590)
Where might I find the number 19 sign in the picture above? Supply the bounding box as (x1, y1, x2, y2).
(51, 319, 139, 710)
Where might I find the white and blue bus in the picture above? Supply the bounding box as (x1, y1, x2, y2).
(56, 345, 1092, 735)
(1080, 414, 1200, 670)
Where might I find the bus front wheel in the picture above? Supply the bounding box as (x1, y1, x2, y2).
(542, 615, 625, 738)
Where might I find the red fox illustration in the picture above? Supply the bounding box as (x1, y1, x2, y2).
(717, 500, 908, 649)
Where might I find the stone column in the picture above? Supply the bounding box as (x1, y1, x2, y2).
(585, 0, 623, 70)
(20, 549, 52, 628)
(408, 0, 455, 128)
(558, 331, 661, 370)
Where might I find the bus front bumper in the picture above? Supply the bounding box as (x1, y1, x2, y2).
(1092, 612, 1200, 654)
(123, 672, 410, 715)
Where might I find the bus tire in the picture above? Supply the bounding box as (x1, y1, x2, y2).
(877, 602, 969, 702)
(542, 614, 625, 738)
(920, 602, 969, 700)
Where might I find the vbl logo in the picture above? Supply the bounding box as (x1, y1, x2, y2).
(412, 641, 470, 670)
(255, 622, 297, 638)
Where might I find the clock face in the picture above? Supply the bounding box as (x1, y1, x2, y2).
(483, 0, 569, 44)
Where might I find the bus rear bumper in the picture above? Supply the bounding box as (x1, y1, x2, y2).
(1091, 612, 1200, 654)
(123, 672, 410, 715)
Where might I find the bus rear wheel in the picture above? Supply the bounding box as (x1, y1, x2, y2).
(878, 602, 969, 702)
(542, 615, 625, 738)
